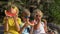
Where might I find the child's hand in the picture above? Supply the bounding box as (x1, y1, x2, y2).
(13, 16, 18, 23)
(5, 16, 8, 21)
(37, 18, 41, 23)
(29, 20, 36, 26)
(5, 10, 8, 16)
(13, 16, 18, 20)
(24, 18, 30, 27)
(42, 19, 47, 24)
(26, 18, 30, 24)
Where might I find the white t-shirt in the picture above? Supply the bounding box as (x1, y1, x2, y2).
(33, 22, 46, 34)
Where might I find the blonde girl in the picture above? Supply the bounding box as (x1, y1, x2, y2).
(32, 9, 46, 34)
(3, 5, 21, 34)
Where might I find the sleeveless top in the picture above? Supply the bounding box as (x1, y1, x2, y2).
(33, 22, 46, 34)
(20, 22, 31, 34)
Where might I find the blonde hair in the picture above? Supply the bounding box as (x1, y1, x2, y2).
(22, 9, 30, 17)
(33, 9, 43, 17)
(12, 5, 19, 13)
(8, 5, 19, 15)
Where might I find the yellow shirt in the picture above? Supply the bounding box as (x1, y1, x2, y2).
(3, 17, 21, 34)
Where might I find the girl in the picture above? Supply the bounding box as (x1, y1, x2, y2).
(3, 5, 21, 34)
(32, 9, 47, 34)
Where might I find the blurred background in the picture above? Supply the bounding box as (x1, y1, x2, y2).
(0, 0, 60, 34)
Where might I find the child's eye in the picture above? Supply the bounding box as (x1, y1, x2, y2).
(36, 15, 41, 17)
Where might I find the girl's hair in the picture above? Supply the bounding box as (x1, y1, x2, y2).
(7, 5, 19, 14)
(21, 9, 30, 17)
(32, 9, 43, 17)
(5, 5, 19, 16)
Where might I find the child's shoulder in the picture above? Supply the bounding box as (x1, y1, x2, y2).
(17, 17, 21, 20)
(41, 22, 44, 26)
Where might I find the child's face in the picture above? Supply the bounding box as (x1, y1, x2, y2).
(22, 13, 30, 22)
(35, 14, 42, 21)
(22, 16, 30, 22)
(10, 7, 17, 14)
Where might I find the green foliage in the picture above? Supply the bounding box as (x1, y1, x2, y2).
(8, 0, 60, 24)
(0, 0, 60, 24)
(49, 0, 60, 24)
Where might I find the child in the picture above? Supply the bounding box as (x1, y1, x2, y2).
(32, 9, 46, 34)
(3, 5, 21, 34)
(20, 9, 34, 34)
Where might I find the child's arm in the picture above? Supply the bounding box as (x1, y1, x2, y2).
(4, 17, 9, 32)
(44, 24, 48, 33)
(29, 20, 35, 34)
(20, 23, 28, 34)
(13, 16, 20, 32)
(42, 19, 48, 33)
(29, 26, 34, 34)
(20, 18, 29, 34)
